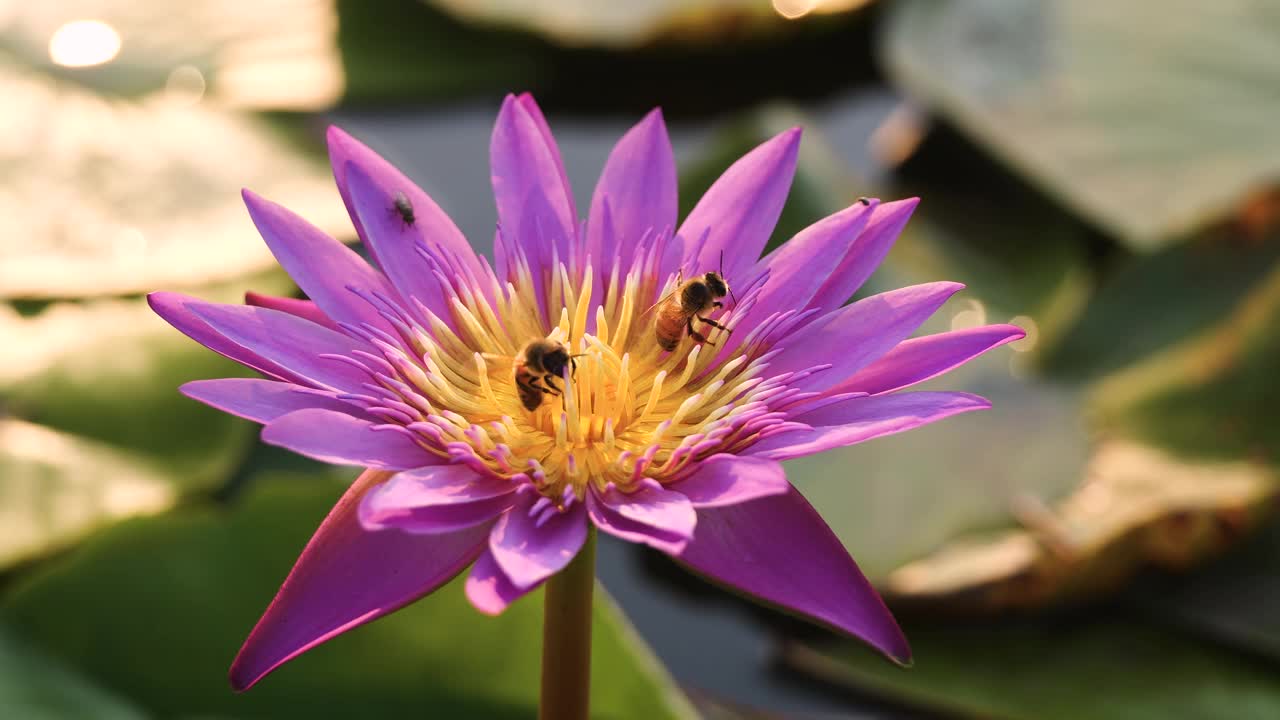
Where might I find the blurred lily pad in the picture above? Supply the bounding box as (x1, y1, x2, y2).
(1090, 257, 1280, 462)
(0, 60, 349, 299)
(0, 273, 291, 568)
(1132, 520, 1280, 663)
(0, 0, 342, 108)
(882, 441, 1276, 611)
(883, 0, 1280, 249)
(424, 0, 801, 48)
(1045, 238, 1280, 381)
(784, 613, 1280, 720)
(0, 624, 145, 720)
(0, 476, 696, 719)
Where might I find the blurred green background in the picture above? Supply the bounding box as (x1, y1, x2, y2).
(3, 0, 1280, 717)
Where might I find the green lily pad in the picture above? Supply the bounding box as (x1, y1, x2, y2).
(0, 475, 696, 719)
(1089, 254, 1280, 462)
(0, 273, 291, 568)
(1044, 238, 1280, 381)
(0, 624, 145, 720)
(0, 59, 349, 299)
(883, 0, 1280, 249)
(784, 613, 1280, 720)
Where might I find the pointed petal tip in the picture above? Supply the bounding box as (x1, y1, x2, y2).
(240, 188, 275, 218)
(953, 391, 993, 410)
(228, 658, 260, 693)
(773, 126, 803, 155)
(875, 196, 921, 219)
(996, 322, 1028, 342)
(146, 290, 194, 319)
(325, 124, 351, 145)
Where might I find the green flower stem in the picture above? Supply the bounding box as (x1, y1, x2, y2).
(539, 526, 596, 720)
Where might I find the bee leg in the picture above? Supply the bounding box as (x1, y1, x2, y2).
(517, 377, 545, 400)
(530, 376, 560, 396)
(541, 374, 563, 395)
(712, 301, 723, 309)
(687, 318, 714, 346)
(698, 316, 730, 332)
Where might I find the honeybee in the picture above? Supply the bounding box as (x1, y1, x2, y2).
(391, 191, 415, 228)
(650, 270, 731, 352)
(513, 339, 577, 411)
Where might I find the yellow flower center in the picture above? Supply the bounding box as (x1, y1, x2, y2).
(362, 244, 778, 501)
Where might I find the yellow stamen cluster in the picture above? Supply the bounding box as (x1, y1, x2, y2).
(362, 246, 777, 501)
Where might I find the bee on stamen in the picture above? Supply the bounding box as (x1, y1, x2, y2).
(391, 191, 415, 228)
(513, 339, 578, 411)
(648, 264, 732, 352)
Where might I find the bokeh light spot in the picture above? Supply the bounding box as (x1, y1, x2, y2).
(48, 19, 121, 68)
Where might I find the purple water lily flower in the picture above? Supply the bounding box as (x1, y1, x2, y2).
(150, 94, 1022, 691)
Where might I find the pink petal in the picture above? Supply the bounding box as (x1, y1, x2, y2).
(244, 292, 339, 331)
(151, 293, 368, 392)
(181, 378, 362, 424)
(809, 198, 919, 314)
(326, 126, 477, 274)
(835, 324, 1026, 396)
(490, 94, 577, 276)
(752, 199, 875, 313)
(587, 482, 696, 555)
(751, 391, 991, 461)
(677, 488, 910, 664)
(359, 464, 518, 534)
(767, 282, 965, 392)
(669, 454, 790, 508)
(515, 93, 578, 227)
(586, 108, 676, 266)
(261, 409, 439, 470)
(149, 292, 293, 382)
(229, 470, 490, 690)
(489, 489, 588, 590)
(669, 128, 801, 281)
(726, 199, 876, 354)
(242, 189, 397, 333)
(466, 548, 537, 615)
(342, 161, 455, 322)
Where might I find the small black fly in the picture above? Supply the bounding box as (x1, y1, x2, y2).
(391, 191, 415, 228)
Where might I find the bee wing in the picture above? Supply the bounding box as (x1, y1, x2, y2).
(640, 270, 684, 319)
(640, 288, 678, 319)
